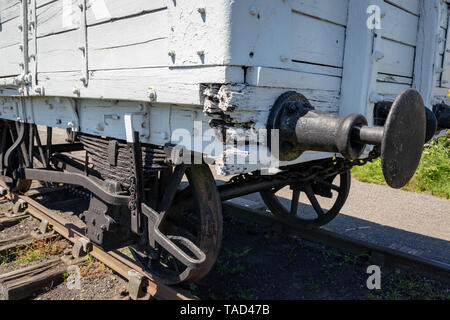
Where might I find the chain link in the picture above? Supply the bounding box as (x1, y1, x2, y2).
(128, 147, 137, 213)
(227, 147, 381, 185)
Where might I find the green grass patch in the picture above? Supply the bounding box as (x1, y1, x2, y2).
(352, 131, 450, 199)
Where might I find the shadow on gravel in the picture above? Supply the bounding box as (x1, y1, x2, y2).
(192, 200, 450, 300)
(326, 213, 450, 265)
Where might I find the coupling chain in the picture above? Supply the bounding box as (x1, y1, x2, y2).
(128, 146, 137, 213)
(227, 147, 380, 185)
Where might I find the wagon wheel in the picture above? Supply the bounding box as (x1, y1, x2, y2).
(0, 121, 32, 193)
(132, 164, 223, 285)
(260, 170, 351, 229)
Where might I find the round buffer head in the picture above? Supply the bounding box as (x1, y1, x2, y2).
(381, 89, 426, 189)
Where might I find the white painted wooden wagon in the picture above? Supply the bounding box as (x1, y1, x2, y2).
(0, 0, 449, 284)
(0, 0, 448, 172)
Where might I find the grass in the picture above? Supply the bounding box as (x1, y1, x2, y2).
(15, 237, 68, 265)
(79, 252, 112, 279)
(352, 131, 450, 199)
(216, 246, 252, 276)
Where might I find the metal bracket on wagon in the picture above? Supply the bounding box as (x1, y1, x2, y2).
(268, 89, 428, 189)
(141, 203, 206, 269)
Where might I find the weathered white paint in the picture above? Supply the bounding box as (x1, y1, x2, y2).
(414, 0, 442, 107)
(340, 0, 382, 125)
(0, 0, 449, 175)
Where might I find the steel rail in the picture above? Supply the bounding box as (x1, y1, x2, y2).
(223, 202, 450, 285)
(2, 185, 196, 300)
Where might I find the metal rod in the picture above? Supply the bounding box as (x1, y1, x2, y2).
(46, 127, 52, 167)
(219, 178, 292, 201)
(19, 168, 129, 206)
(33, 125, 48, 168)
(352, 126, 384, 145)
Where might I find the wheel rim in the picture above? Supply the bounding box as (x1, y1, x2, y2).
(260, 170, 351, 229)
(136, 164, 222, 285)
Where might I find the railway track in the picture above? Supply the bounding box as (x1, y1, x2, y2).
(0, 183, 195, 301)
(222, 202, 450, 285)
(0, 181, 448, 300)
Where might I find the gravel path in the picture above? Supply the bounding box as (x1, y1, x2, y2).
(221, 175, 450, 265)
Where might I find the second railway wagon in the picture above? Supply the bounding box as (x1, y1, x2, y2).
(0, 0, 449, 284)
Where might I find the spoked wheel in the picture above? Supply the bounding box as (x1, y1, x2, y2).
(132, 164, 223, 285)
(0, 120, 32, 193)
(260, 170, 351, 229)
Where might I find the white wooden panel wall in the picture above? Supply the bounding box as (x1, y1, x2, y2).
(0, 0, 21, 77)
(36, 0, 167, 37)
(291, 0, 348, 26)
(87, 10, 168, 70)
(291, 12, 346, 68)
(439, 3, 450, 89)
(385, 0, 420, 15)
(432, 0, 450, 103)
(0, 0, 20, 23)
(35, 0, 169, 74)
(340, 0, 381, 120)
(270, 0, 349, 115)
(414, 0, 442, 107)
(376, 0, 420, 99)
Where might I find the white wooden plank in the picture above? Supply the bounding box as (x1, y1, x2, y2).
(384, 0, 420, 16)
(414, 0, 441, 107)
(36, 30, 80, 72)
(441, 7, 450, 89)
(36, 0, 56, 8)
(0, 0, 20, 23)
(209, 0, 292, 69)
(432, 87, 450, 100)
(36, 0, 79, 37)
(36, 0, 168, 37)
(36, 66, 244, 105)
(440, 0, 448, 29)
(378, 38, 415, 77)
(291, 0, 349, 26)
(88, 9, 168, 70)
(246, 67, 341, 92)
(340, 0, 383, 120)
(382, 1, 419, 46)
(377, 73, 412, 85)
(86, 0, 167, 25)
(291, 11, 346, 67)
(0, 44, 21, 77)
(0, 13, 21, 77)
(376, 81, 411, 96)
(0, 16, 21, 48)
(290, 61, 343, 77)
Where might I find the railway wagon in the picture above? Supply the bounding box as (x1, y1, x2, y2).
(0, 0, 449, 284)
